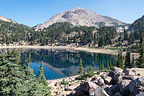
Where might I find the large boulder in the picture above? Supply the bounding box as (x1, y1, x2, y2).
(129, 76, 144, 96)
(112, 74, 123, 84)
(113, 67, 123, 75)
(124, 69, 136, 76)
(123, 75, 140, 80)
(91, 87, 109, 96)
(106, 84, 120, 96)
(74, 81, 98, 96)
(108, 67, 124, 84)
(119, 80, 131, 96)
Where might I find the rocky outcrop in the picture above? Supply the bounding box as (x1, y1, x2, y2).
(48, 67, 144, 96)
(70, 67, 144, 96)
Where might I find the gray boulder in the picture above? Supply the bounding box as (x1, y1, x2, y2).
(129, 76, 144, 96)
(97, 78, 105, 86)
(124, 69, 136, 76)
(74, 81, 98, 96)
(91, 87, 109, 96)
(112, 74, 123, 84)
(106, 84, 120, 96)
(113, 67, 123, 75)
(119, 80, 131, 96)
(123, 75, 140, 80)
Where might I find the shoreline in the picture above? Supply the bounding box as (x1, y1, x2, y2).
(0, 45, 118, 55)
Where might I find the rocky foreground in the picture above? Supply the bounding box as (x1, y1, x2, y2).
(47, 67, 144, 96)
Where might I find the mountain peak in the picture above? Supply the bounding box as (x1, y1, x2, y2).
(35, 8, 126, 30)
(69, 7, 84, 11)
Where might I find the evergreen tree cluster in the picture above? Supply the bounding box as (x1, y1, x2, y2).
(98, 26, 117, 47)
(117, 31, 144, 69)
(0, 50, 50, 96)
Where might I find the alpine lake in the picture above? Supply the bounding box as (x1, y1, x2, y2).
(1, 48, 117, 80)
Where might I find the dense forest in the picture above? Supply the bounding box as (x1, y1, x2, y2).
(0, 21, 118, 47)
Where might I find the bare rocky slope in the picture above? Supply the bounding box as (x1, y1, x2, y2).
(0, 15, 16, 23)
(35, 7, 126, 30)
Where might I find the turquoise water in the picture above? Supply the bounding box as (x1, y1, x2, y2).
(20, 49, 117, 80)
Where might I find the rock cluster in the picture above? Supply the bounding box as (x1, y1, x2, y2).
(70, 67, 144, 96)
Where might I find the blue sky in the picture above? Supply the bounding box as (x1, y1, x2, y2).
(0, 0, 144, 27)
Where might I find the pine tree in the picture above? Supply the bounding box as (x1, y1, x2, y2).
(106, 62, 111, 71)
(25, 53, 34, 77)
(87, 65, 93, 73)
(109, 59, 113, 70)
(78, 58, 84, 75)
(99, 62, 102, 71)
(16, 49, 22, 66)
(124, 29, 128, 40)
(117, 49, 124, 69)
(138, 32, 144, 67)
(25, 53, 31, 70)
(87, 65, 94, 77)
(132, 54, 136, 68)
(125, 51, 131, 68)
(37, 64, 47, 85)
(101, 61, 104, 71)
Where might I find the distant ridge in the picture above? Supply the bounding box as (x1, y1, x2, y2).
(35, 7, 126, 30)
(0, 15, 16, 23)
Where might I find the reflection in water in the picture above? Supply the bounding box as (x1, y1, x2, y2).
(1, 48, 117, 80)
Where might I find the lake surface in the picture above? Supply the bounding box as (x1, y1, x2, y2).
(6, 48, 117, 80)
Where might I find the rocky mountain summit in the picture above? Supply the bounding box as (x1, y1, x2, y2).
(35, 7, 126, 30)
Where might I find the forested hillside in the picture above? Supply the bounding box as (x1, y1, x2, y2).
(129, 15, 144, 40)
(0, 20, 118, 47)
(0, 20, 35, 45)
(0, 15, 144, 48)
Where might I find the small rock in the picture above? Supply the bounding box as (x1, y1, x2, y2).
(91, 76, 101, 84)
(100, 72, 108, 79)
(104, 76, 112, 84)
(97, 78, 105, 86)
